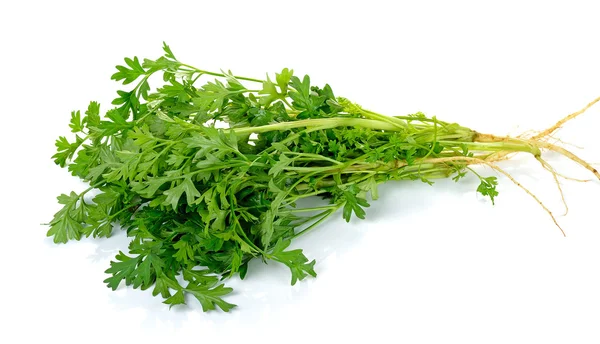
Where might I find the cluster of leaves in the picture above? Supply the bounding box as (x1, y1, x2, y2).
(48, 43, 499, 311)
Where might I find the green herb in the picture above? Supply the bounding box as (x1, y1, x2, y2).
(47, 42, 600, 311)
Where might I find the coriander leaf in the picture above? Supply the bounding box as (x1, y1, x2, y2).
(249, 108, 274, 126)
(111, 90, 139, 119)
(52, 135, 84, 167)
(173, 240, 195, 263)
(183, 268, 221, 285)
(183, 127, 240, 157)
(221, 70, 245, 91)
(452, 170, 467, 182)
(153, 273, 175, 298)
(85, 101, 101, 129)
(288, 75, 327, 118)
(83, 215, 113, 238)
(275, 68, 293, 94)
(162, 41, 176, 60)
(163, 290, 186, 309)
(184, 282, 236, 312)
(341, 186, 370, 222)
(104, 252, 141, 290)
(268, 154, 292, 177)
(46, 192, 85, 243)
(132, 254, 164, 289)
(163, 177, 201, 210)
(259, 209, 275, 248)
(192, 80, 241, 112)
(47, 210, 83, 243)
(111, 56, 146, 85)
(364, 176, 379, 200)
(270, 238, 317, 285)
(259, 76, 281, 106)
(69, 110, 85, 133)
(477, 176, 499, 204)
(98, 108, 134, 135)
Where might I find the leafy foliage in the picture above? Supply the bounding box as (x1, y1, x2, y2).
(477, 176, 499, 205)
(48, 43, 506, 311)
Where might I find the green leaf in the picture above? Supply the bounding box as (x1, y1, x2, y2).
(184, 282, 236, 312)
(221, 70, 245, 91)
(98, 108, 134, 135)
(138, 79, 151, 100)
(290, 75, 310, 97)
(194, 153, 221, 170)
(192, 79, 240, 112)
(69, 110, 85, 133)
(477, 176, 499, 204)
(111, 56, 146, 85)
(83, 217, 113, 238)
(259, 209, 275, 248)
(229, 249, 243, 276)
(132, 254, 160, 289)
(103, 251, 162, 291)
(92, 189, 121, 207)
(268, 154, 291, 177)
(183, 127, 240, 157)
(163, 177, 201, 210)
(173, 240, 195, 263)
(162, 41, 176, 60)
(288, 75, 327, 118)
(270, 239, 317, 285)
(405, 147, 417, 165)
(111, 90, 138, 120)
(364, 176, 379, 200)
(452, 170, 467, 182)
(259, 76, 281, 106)
(47, 210, 83, 243)
(46, 192, 85, 243)
(163, 289, 186, 309)
(342, 186, 370, 222)
(183, 268, 220, 285)
(85, 101, 101, 129)
(239, 262, 249, 280)
(86, 147, 120, 181)
(153, 273, 179, 298)
(249, 108, 274, 126)
(52, 135, 84, 167)
(275, 68, 293, 94)
(104, 252, 141, 290)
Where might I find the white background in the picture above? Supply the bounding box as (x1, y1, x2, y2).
(2, 0, 600, 343)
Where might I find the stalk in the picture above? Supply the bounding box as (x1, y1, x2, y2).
(229, 117, 547, 158)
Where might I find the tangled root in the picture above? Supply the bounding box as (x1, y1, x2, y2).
(470, 96, 600, 235)
(530, 95, 600, 141)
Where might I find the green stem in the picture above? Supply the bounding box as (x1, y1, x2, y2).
(360, 108, 408, 129)
(291, 207, 342, 239)
(285, 205, 339, 213)
(230, 118, 404, 135)
(447, 140, 541, 156)
(283, 152, 343, 165)
(180, 63, 263, 83)
(108, 202, 142, 220)
(229, 190, 263, 255)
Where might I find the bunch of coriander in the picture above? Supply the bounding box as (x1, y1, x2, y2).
(48, 43, 599, 311)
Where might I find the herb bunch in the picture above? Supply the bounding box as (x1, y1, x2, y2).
(48, 43, 599, 311)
